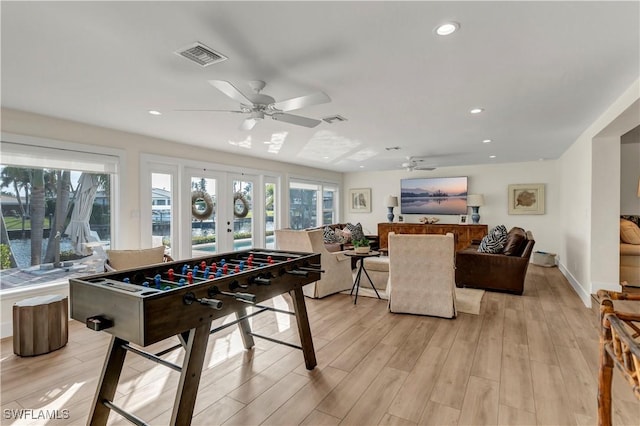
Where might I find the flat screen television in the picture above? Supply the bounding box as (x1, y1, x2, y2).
(400, 176, 468, 215)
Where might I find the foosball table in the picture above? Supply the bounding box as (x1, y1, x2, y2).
(70, 248, 322, 426)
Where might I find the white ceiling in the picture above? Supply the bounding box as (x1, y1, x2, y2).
(2, 1, 638, 172)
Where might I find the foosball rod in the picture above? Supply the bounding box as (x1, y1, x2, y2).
(154, 306, 272, 357)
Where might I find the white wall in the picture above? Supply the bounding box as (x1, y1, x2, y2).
(343, 160, 561, 256)
(1, 108, 343, 249)
(559, 81, 640, 303)
(620, 140, 640, 215)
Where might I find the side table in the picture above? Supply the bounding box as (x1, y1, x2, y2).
(344, 250, 382, 304)
(13, 294, 68, 356)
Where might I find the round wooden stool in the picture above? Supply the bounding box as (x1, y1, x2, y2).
(13, 295, 68, 357)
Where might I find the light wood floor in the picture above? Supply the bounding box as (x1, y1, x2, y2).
(1, 265, 639, 425)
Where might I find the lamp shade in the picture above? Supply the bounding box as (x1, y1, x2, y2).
(386, 195, 399, 207)
(467, 194, 485, 207)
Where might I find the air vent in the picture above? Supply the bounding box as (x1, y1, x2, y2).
(322, 115, 348, 124)
(175, 42, 227, 67)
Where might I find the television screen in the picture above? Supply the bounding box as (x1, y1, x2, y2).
(400, 176, 468, 215)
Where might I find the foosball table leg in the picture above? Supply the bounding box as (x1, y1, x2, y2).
(291, 287, 317, 370)
(171, 320, 213, 426)
(236, 305, 255, 350)
(89, 336, 128, 425)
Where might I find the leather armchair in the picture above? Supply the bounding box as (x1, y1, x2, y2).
(275, 228, 353, 298)
(455, 228, 535, 295)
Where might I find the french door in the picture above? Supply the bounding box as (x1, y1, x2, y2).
(185, 169, 258, 257)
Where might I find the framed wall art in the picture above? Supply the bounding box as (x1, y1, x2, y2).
(508, 183, 545, 215)
(349, 188, 371, 213)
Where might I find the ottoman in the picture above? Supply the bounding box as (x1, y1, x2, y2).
(13, 294, 68, 356)
(357, 256, 389, 291)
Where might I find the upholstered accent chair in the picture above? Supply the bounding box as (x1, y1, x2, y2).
(275, 228, 353, 298)
(620, 217, 640, 287)
(455, 227, 535, 295)
(387, 232, 457, 318)
(105, 246, 172, 271)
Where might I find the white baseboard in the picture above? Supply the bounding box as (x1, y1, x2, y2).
(1, 321, 13, 340)
(558, 262, 592, 308)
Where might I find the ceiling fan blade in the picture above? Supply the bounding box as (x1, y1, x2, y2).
(174, 109, 244, 113)
(272, 92, 331, 112)
(208, 80, 254, 105)
(271, 113, 321, 128)
(240, 118, 257, 131)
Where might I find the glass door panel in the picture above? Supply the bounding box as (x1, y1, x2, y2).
(231, 178, 254, 251)
(265, 181, 276, 249)
(151, 173, 172, 252)
(190, 176, 218, 257)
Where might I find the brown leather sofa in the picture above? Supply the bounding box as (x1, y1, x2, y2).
(455, 227, 535, 295)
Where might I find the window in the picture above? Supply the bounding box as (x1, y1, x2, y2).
(289, 180, 338, 229)
(265, 180, 276, 248)
(1, 140, 118, 290)
(322, 186, 337, 225)
(151, 174, 172, 249)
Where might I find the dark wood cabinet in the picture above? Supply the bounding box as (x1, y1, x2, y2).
(377, 223, 488, 252)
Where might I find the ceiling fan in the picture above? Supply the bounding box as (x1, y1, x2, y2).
(402, 156, 438, 171)
(178, 80, 331, 130)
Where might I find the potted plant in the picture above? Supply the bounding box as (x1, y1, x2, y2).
(352, 238, 371, 254)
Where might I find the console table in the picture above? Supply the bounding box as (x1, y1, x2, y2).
(378, 223, 488, 252)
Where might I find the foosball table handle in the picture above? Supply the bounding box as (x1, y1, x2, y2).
(183, 292, 223, 310)
(208, 286, 257, 304)
(252, 276, 271, 286)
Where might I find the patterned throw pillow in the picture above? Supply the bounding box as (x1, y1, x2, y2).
(346, 222, 365, 242)
(341, 227, 352, 243)
(478, 225, 508, 253)
(323, 226, 340, 244)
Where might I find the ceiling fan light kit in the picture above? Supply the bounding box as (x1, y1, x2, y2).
(185, 80, 332, 130)
(402, 156, 437, 171)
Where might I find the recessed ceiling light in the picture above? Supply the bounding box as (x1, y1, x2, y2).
(435, 22, 460, 36)
(482, 139, 492, 143)
(359, 165, 365, 168)
(148, 110, 162, 115)
(470, 108, 484, 114)
(489, 155, 497, 159)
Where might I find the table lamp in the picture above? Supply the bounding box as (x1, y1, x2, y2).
(466, 194, 485, 224)
(386, 196, 399, 222)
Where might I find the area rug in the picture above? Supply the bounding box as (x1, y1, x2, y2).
(455, 287, 485, 315)
(342, 286, 485, 315)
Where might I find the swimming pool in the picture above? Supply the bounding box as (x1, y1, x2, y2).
(194, 236, 275, 253)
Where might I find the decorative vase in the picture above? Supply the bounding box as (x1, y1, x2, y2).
(470, 206, 481, 224)
(354, 246, 370, 254)
(387, 206, 395, 222)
